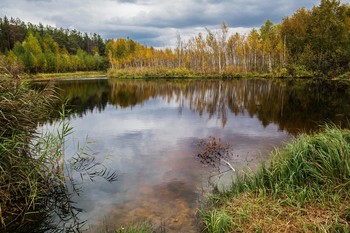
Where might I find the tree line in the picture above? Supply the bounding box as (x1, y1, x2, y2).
(1, 0, 349, 76)
(106, 0, 350, 77)
(0, 16, 108, 74)
(106, 21, 285, 74)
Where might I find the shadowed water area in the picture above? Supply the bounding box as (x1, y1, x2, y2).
(34, 78, 350, 232)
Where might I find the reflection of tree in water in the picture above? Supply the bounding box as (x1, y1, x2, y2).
(107, 79, 350, 134)
(39, 78, 350, 135)
(31, 79, 110, 118)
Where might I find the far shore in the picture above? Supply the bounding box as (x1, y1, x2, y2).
(3, 69, 350, 82)
(28, 71, 107, 81)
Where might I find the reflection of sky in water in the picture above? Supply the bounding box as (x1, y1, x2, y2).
(57, 95, 290, 232)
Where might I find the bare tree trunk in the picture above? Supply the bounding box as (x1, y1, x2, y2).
(218, 50, 222, 73)
(254, 48, 257, 71)
(243, 44, 247, 72)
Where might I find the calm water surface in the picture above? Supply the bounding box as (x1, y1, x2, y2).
(37, 78, 350, 232)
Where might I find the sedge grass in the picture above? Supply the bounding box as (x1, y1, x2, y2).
(200, 209, 234, 233)
(1, 78, 118, 232)
(0, 79, 57, 230)
(201, 125, 350, 232)
(0, 113, 72, 231)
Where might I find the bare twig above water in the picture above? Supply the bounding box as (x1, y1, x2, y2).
(220, 159, 235, 172)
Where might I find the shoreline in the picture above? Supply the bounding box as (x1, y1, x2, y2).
(106, 68, 350, 81)
(2, 69, 350, 82)
(28, 71, 107, 81)
(200, 125, 350, 232)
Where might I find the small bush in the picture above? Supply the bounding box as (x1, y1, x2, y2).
(165, 67, 192, 77)
(337, 71, 350, 79)
(285, 64, 315, 78)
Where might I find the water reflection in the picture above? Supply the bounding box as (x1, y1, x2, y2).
(35, 78, 350, 135)
(33, 78, 350, 232)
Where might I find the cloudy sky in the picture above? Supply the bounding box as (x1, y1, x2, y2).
(0, 0, 344, 48)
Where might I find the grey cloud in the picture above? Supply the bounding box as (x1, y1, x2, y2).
(103, 27, 162, 40)
(26, 0, 52, 2)
(116, 0, 320, 28)
(97, 24, 173, 47)
(113, 0, 145, 3)
(0, 0, 338, 47)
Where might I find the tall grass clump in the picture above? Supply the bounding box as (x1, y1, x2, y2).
(1, 78, 117, 232)
(0, 79, 55, 136)
(0, 78, 60, 231)
(232, 125, 350, 202)
(201, 125, 350, 232)
(200, 209, 233, 233)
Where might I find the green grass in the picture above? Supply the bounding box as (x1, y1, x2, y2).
(115, 223, 155, 233)
(200, 209, 234, 233)
(93, 221, 156, 233)
(201, 125, 350, 232)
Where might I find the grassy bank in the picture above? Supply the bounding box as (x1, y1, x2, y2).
(30, 71, 107, 80)
(107, 67, 276, 79)
(107, 67, 205, 79)
(107, 67, 318, 80)
(201, 125, 350, 232)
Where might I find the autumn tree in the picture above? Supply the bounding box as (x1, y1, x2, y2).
(0, 52, 24, 79)
(247, 29, 260, 71)
(281, 0, 350, 75)
(309, 0, 350, 74)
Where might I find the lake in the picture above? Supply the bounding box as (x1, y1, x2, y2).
(35, 78, 350, 232)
